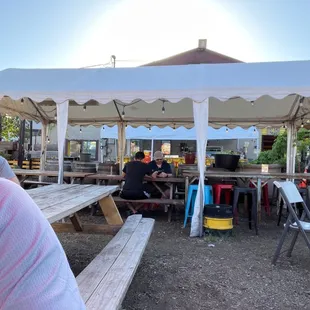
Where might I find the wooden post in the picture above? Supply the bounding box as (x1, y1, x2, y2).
(117, 122, 126, 174)
(39, 122, 48, 182)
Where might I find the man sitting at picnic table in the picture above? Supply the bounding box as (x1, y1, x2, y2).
(120, 151, 152, 214)
(0, 155, 19, 185)
(147, 151, 172, 198)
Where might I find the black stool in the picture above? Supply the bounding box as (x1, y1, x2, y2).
(232, 187, 258, 235)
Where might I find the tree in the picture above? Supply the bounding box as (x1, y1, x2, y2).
(1, 116, 21, 141)
(0, 116, 31, 142)
(254, 128, 310, 170)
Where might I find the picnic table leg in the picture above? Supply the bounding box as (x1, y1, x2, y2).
(167, 184, 174, 222)
(70, 213, 83, 231)
(99, 195, 124, 225)
(185, 177, 189, 205)
(257, 178, 262, 223)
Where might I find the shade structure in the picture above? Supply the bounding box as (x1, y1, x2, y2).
(101, 125, 259, 140)
(1, 60, 310, 238)
(1, 61, 310, 128)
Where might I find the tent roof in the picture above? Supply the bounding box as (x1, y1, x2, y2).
(1, 61, 310, 128)
(102, 125, 258, 140)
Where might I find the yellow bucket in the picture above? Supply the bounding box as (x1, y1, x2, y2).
(204, 216, 233, 230)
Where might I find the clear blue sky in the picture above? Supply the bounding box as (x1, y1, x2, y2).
(1, 0, 310, 70)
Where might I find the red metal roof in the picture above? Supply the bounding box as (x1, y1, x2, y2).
(143, 47, 242, 66)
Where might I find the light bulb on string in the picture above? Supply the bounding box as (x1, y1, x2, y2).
(300, 97, 304, 107)
(162, 103, 165, 114)
(21, 98, 24, 105)
(54, 112, 57, 121)
(148, 125, 152, 131)
(121, 106, 125, 118)
(80, 126, 82, 133)
(225, 125, 229, 133)
(83, 105, 86, 112)
(301, 119, 304, 128)
(47, 136, 50, 143)
(251, 101, 254, 106)
(173, 123, 176, 131)
(102, 125, 105, 130)
(253, 127, 256, 132)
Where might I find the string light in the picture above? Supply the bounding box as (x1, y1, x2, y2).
(251, 101, 254, 106)
(47, 136, 50, 143)
(282, 122, 287, 129)
(225, 125, 229, 133)
(173, 123, 176, 130)
(121, 106, 125, 118)
(300, 97, 304, 107)
(21, 98, 24, 105)
(54, 112, 57, 121)
(148, 125, 152, 131)
(253, 127, 257, 132)
(102, 125, 105, 130)
(80, 126, 82, 133)
(83, 105, 86, 112)
(301, 118, 304, 128)
(125, 123, 128, 128)
(162, 102, 165, 114)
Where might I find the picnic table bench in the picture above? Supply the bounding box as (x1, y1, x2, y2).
(86, 174, 185, 221)
(77, 214, 154, 310)
(27, 184, 155, 309)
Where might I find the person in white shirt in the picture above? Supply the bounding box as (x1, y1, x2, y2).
(0, 155, 19, 185)
(0, 178, 85, 309)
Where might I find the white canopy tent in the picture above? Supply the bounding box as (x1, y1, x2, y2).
(1, 60, 310, 237)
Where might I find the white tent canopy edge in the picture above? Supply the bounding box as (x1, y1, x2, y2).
(2, 61, 310, 236)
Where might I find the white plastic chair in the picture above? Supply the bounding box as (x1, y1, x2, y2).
(272, 181, 310, 264)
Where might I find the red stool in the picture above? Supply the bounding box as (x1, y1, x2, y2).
(249, 183, 270, 216)
(213, 184, 233, 204)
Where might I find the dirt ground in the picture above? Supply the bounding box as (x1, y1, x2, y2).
(58, 208, 310, 310)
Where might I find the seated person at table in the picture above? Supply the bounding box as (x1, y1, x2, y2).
(0, 178, 85, 309)
(120, 151, 151, 202)
(0, 155, 19, 185)
(146, 151, 172, 198)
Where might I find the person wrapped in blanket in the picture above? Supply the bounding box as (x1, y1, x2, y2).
(0, 178, 85, 309)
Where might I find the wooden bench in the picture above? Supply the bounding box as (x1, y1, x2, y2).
(113, 197, 184, 222)
(24, 180, 54, 185)
(77, 214, 154, 310)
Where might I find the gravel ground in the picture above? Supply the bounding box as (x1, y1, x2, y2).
(58, 209, 310, 310)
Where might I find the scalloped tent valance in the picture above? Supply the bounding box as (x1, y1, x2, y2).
(1, 61, 310, 128)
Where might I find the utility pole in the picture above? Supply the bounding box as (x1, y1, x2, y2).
(111, 55, 116, 68)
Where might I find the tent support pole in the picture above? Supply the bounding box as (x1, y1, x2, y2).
(117, 122, 126, 174)
(39, 122, 48, 182)
(286, 122, 297, 177)
(151, 139, 154, 160)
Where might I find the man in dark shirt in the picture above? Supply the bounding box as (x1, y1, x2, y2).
(147, 151, 173, 198)
(120, 151, 151, 201)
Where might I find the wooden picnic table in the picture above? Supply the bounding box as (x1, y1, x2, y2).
(182, 170, 310, 221)
(85, 174, 185, 199)
(13, 169, 95, 185)
(27, 183, 123, 233)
